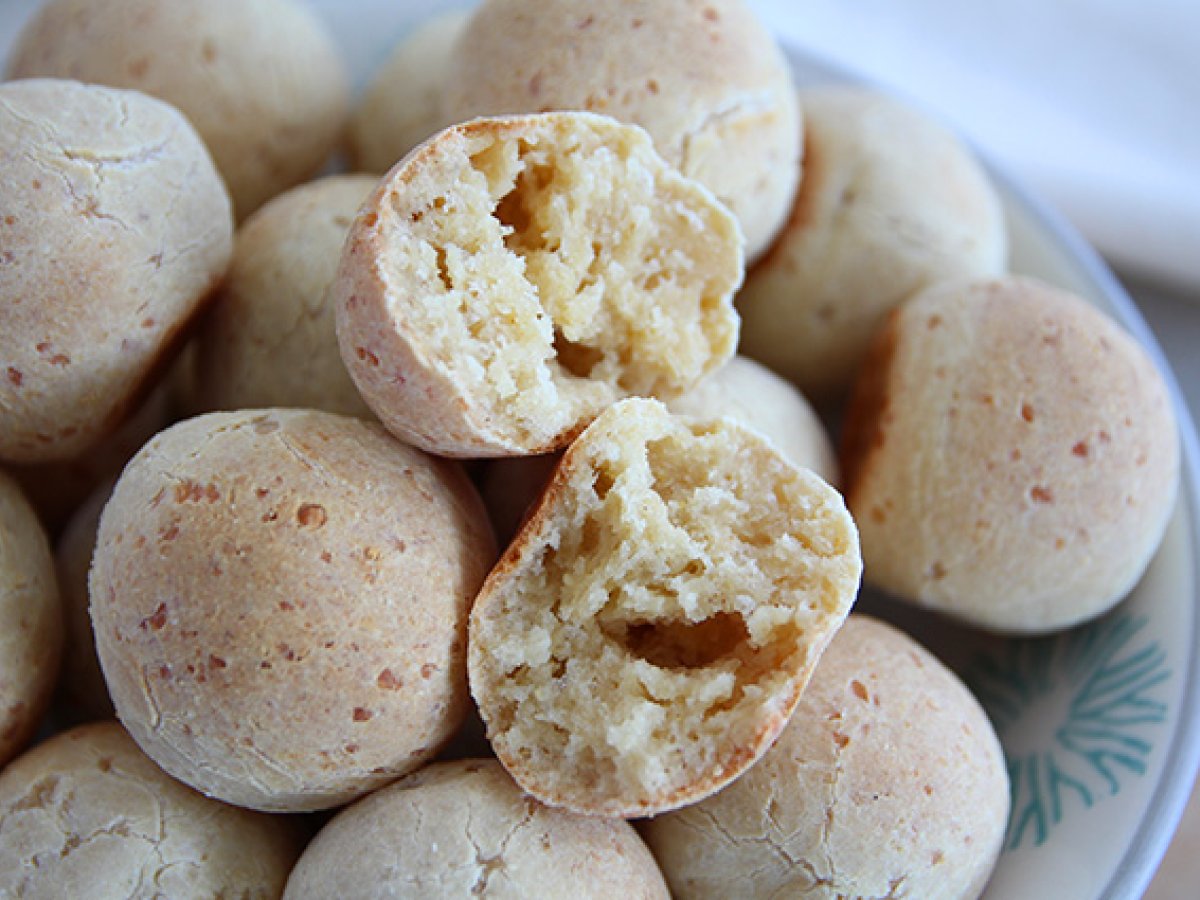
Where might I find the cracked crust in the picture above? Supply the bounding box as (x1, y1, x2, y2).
(0, 78, 231, 464)
(444, 0, 800, 261)
(349, 10, 470, 172)
(737, 86, 1007, 401)
(7, 0, 350, 220)
(89, 409, 497, 811)
(335, 110, 742, 457)
(0, 472, 62, 767)
(0, 721, 303, 899)
(284, 759, 669, 900)
(469, 398, 861, 816)
(641, 615, 1009, 899)
(194, 175, 378, 418)
(841, 276, 1181, 633)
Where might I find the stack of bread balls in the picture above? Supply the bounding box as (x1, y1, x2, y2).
(0, 0, 1181, 897)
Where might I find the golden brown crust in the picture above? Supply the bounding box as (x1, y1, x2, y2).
(841, 276, 1180, 632)
(90, 409, 497, 811)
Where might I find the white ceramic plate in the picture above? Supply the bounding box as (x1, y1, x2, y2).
(4, 2, 1196, 897)
(786, 47, 1200, 900)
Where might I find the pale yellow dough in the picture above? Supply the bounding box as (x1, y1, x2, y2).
(469, 398, 861, 816)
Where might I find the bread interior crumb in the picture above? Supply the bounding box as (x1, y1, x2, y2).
(383, 117, 739, 444)
(477, 408, 852, 806)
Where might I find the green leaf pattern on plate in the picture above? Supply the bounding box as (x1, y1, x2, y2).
(967, 613, 1169, 850)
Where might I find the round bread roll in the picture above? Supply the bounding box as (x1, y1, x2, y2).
(480, 355, 838, 544)
(90, 409, 497, 811)
(194, 175, 378, 418)
(444, 0, 799, 262)
(0, 722, 303, 899)
(738, 86, 1007, 400)
(284, 759, 670, 899)
(7, 0, 350, 221)
(0, 79, 231, 464)
(666, 355, 838, 484)
(469, 398, 862, 816)
(54, 480, 117, 723)
(349, 10, 470, 173)
(9, 381, 172, 537)
(335, 111, 742, 457)
(0, 472, 62, 767)
(841, 276, 1180, 633)
(641, 615, 1009, 899)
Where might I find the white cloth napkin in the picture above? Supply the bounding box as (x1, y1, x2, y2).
(752, 0, 1200, 292)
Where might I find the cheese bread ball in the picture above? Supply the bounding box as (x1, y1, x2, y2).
(54, 481, 117, 723)
(194, 175, 378, 418)
(666, 355, 838, 485)
(0, 472, 62, 767)
(7, 0, 350, 221)
(90, 409, 497, 811)
(480, 355, 838, 544)
(0, 722, 303, 899)
(284, 759, 670, 899)
(349, 10, 470, 173)
(738, 86, 1007, 400)
(469, 398, 861, 816)
(335, 111, 742, 457)
(842, 276, 1179, 633)
(9, 382, 172, 536)
(642, 615, 1009, 900)
(0, 79, 231, 464)
(445, 0, 799, 262)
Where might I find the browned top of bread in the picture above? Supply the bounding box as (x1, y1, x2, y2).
(842, 276, 1179, 632)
